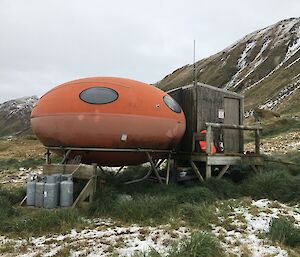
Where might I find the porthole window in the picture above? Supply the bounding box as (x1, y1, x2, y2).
(79, 87, 118, 104)
(163, 95, 182, 113)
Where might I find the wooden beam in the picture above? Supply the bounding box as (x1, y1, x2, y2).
(43, 164, 95, 179)
(192, 133, 196, 152)
(217, 165, 230, 179)
(190, 161, 204, 182)
(207, 156, 241, 165)
(72, 178, 95, 208)
(206, 122, 262, 131)
(206, 163, 212, 179)
(206, 125, 213, 155)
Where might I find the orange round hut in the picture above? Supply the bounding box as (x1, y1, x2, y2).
(31, 77, 186, 166)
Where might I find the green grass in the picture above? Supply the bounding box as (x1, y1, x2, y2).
(261, 117, 300, 138)
(268, 218, 300, 247)
(0, 151, 299, 238)
(0, 186, 83, 236)
(134, 232, 225, 257)
(0, 158, 45, 170)
(0, 156, 62, 170)
(0, 207, 83, 236)
(88, 157, 300, 227)
(240, 171, 300, 202)
(167, 231, 225, 257)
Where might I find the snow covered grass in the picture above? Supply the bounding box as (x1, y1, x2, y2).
(0, 152, 300, 256)
(212, 198, 300, 257)
(0, 198, 299, 257)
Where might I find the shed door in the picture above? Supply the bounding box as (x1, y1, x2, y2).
(224, 97, 240, 153)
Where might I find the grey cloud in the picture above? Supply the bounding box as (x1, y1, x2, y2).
(0, 0, 299, 102)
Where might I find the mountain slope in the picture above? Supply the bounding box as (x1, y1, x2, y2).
(157, 18, 300, 113)
(0, 96, 38, 137)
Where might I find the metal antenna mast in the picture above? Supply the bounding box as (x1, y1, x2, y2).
(193, 40, 196, 86)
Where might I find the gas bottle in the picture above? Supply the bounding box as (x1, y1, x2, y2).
(60, 175, 74, 207)
(35, 175, 45, 207)
(44, 175, 58, 209)
(26, 174, 37, 206)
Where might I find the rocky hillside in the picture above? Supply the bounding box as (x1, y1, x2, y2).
(0, 96, 38, 137)
(157, 18, 300, 114)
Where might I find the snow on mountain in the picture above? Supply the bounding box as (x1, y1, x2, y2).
(0, 96, 38, 137)
(157, 17, 300, 114)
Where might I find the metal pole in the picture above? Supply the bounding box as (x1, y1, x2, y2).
(193, 40, 196, 86)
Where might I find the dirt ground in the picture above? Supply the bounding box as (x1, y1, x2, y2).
(0, 137, 44, 160)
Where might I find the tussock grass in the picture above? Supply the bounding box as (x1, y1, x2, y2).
(89, 183, 218, 227)
(167, 231, 225, 257)
(0, 187, 25, 220)
(203, 177, 242, 199)
(240, 171, 300, 202)
(176, 186, 216, 204)
(0, 208, 83, 236)
(0, 152, 299, 238)
(134, 232, 225, 257)
(0, 186, 82, 236)
(179, 203, 217, 228)
(89, 159, 300, 227)
(268, 218, 300, 247)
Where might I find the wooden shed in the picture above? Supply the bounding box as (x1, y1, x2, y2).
(167, 83, 263, 181)
(168, 83, 244, 154)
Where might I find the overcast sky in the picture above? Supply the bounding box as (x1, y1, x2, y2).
(0, 0, 299, 103)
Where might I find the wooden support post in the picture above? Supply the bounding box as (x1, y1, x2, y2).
(146, 152, 163, 184)
(217, 165, 230, 179)
(72, 178, 95, 208)
(206, 125, 213, 155)
(255, 129, 260, 155)
(166, 154, 171, 185)
(192, 133, 196, 152)
(92, 163, 97, 196)
(206, 163, 211, 180)
(190, 161, 204, 182)
(45, 149, 51, 164)
(170, 159, 178, 183)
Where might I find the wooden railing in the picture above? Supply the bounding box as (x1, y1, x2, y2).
(192, 122, 262, 155)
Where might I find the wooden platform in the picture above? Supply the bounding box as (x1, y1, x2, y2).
(172, 122, 264, 181)
(43, 163, 97, 208)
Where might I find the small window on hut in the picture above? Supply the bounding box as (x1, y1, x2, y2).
(163, 95, 182, 113)
(79, 87, 118, 104)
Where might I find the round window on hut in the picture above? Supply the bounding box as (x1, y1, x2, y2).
(79, 87, 118, 104)
(163, 95, 182, 113)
